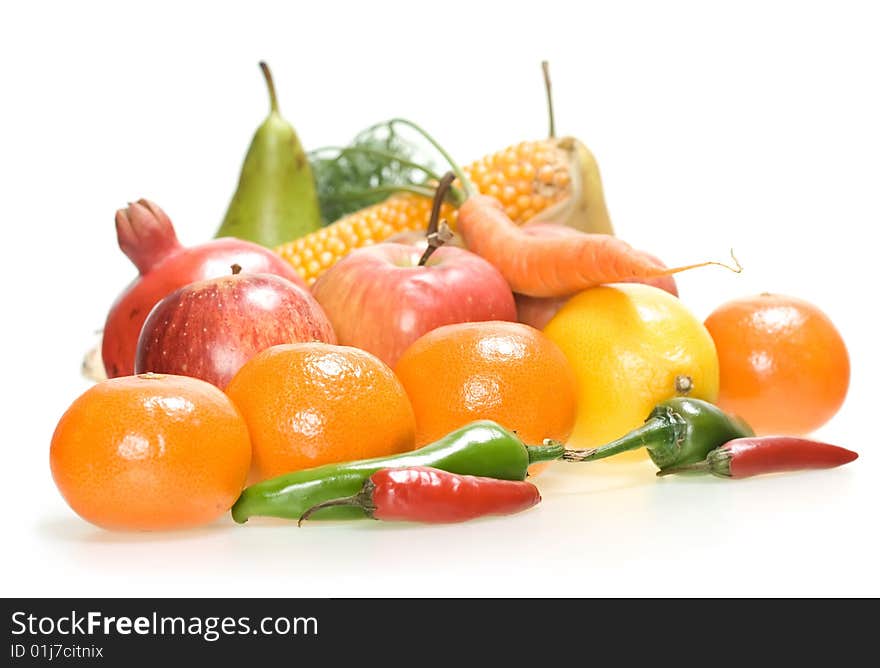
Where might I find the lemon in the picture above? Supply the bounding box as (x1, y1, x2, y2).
(543, 283, 719, 459)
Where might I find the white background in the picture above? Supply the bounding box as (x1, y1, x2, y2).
(2, 1, 878, 597)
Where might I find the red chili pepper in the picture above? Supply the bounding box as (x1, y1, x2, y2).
(298, 466, 541, 525)
(657, 436, 858, 478)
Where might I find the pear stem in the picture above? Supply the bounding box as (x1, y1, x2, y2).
(259, 61, 279, 114)
(542, 61, 556, 139)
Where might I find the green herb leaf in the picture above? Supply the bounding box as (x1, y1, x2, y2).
(309, 121, 440, 225)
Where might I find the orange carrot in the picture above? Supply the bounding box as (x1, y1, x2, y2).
(519, 223, 679, 296)
(513, 226, 679, 329)
(458, 195, 735, 298)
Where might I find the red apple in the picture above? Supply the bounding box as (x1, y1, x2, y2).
(135, 267, 336, 389)
(103, 199, 308, 378)
(514, 293, 572, 331)
(311, 243, 516, 367)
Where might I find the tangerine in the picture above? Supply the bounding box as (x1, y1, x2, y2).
(704, 293, 849, 435)
(393, 322, 577, 460)
(225, 343, 416, 481)
(50, 373, 251, 530)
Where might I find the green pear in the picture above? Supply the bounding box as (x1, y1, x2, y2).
(216, 62, 321, 246)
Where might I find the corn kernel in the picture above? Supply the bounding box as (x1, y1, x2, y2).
(538, 164, 556, 184)
(553, 169, 571, 188)
(520, 162, 536, 180)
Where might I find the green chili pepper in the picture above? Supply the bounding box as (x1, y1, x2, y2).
(231, 420, 564, 523)
(563, 397, 755, 470)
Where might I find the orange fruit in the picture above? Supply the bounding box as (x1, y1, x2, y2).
(50, 373, 251, 531)
(226, 343, 416, 481)
(393, 322, 577, 461)
(704, 293, 850, 435)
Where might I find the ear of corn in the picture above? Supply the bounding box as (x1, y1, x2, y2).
(275, 138, 596, 285)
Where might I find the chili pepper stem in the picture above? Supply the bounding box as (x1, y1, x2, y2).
(562, 417, 668, 462)
(527, 440, 566, 464)
(298, 482, 378, 526)
(297, 496, 360, 526)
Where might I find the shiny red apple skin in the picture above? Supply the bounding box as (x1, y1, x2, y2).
(103, 199, 308, 379)
(135, 272, 336, 389)
(311, 243, 516, 367)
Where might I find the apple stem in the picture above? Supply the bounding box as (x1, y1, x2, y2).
(231, 264, 242, 275)
(418, 220, 454, 266)
(425, 172, 455, 239)
(418, 172, 457, 266)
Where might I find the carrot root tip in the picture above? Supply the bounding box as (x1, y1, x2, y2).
(664, 248, 743, 277)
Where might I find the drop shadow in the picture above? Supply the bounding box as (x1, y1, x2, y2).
(36, 515, 233, 544)
(246, 515, 426, 533)
(651, 466, 861, 486)
(533, 459, 657, 497)
(244, 511, 536, 533)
